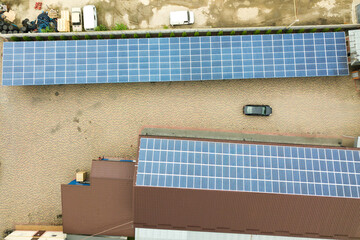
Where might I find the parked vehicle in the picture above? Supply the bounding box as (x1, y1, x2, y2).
(243, 105, 272, 116)
(83, 5, 97, 31)
(170, 11, 194, 26)
(71, 8, 82, 32)
(356, 4, 360, 23)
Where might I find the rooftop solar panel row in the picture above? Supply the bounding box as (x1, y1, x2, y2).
(136, 138, 360, 199)
(2, 32, 348, 86)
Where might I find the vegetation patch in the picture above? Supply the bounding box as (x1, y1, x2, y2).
(111, 23, 128, 31)
(94, 24, 108, 31)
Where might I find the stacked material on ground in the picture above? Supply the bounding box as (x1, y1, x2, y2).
(57, 10, 70, 32)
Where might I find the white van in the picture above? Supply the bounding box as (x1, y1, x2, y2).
(170, 11, 194, 26)
(83, 5, 97, 31)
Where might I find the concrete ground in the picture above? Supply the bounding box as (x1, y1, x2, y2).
(1, 73, 360, 237)
(2, 0, 356, 30)
(1, 0, 360, 238)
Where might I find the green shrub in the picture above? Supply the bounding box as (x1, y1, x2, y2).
(23, 36, 32, 41)
(194, 32, 199, 36)
(218, 31, 223, 36)
(10, 36, 18, 41)
(41, 26, 55, 33)
(298, 29, 305, 33)
(48, 36, 55, 41)
(111, 23, 128, 31)
(109, 34, 115, 39)
(95, 24, 108, 31)
(334, 27, 342, 32)
(206, 31, 211, 36)
(72, 35, 79, 40)
(158, 32, 163, 37)
(85, 35, 91, 40)
(170, 32, 175, 37)
(146, 33, 151, 38)
(241, 31, 247, 35)
(230, 31, 235, 35)
(276, 29, 282, 34)
(254, 30, 260, 34)
(310, 28, 317, 32)
(96, 35, 102, 39)
(60, 35, 67, 40)
(121, 34, 126, 38)
(182, 32, 187, 37)
(163, 25, 169, 29)
(322, 28, 330, 32)
(35, 36, 43, 41)
(265, 29, 272, 34)
(133, 33, 139, 38)
(286, 29, 293, 33)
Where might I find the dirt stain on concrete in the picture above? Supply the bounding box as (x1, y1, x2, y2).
(3, 0, 26, 7)
(50, 123, 61, 134)
(90, 0, 351, 29)
(31, 97, 45, 105)
(76, 110, 83, 117)
(91, 102, 102, 109)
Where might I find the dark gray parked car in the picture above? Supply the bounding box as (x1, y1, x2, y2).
(243, 105, 272, 116)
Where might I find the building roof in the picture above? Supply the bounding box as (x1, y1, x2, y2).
(61, 160, 135, 237)
(349, 30, 360, 65)
(134, 136, 360, 239)
(136, 137, 360, 199)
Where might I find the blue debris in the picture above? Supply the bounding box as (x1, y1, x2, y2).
(36, 11, 58, 32)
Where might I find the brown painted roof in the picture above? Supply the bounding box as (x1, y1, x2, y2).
(91, 160, 134, 180)
(134, 186, 360, 239)
(61, 160, 135, 237)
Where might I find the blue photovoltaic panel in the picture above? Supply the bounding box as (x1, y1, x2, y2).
(136, 137, 360, 199)
(2, 32, 348, 86)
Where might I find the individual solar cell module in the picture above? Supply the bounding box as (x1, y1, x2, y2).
(136, 137, 360, 199)
(2, 32, 349, 86)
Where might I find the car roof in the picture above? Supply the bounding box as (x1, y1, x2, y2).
(245, 105, 265, 114)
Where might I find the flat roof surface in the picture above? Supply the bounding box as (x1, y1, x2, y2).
(136, 137, 360, 199)
(2, 32, 349, 86)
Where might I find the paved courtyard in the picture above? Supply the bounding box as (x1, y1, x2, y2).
(1, 74, 360, 236)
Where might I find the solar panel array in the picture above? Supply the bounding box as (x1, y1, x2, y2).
(2, 32, 348, 86)
(136, 137, 360, 199)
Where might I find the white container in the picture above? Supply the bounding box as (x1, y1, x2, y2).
(170, 11, 194, 26)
